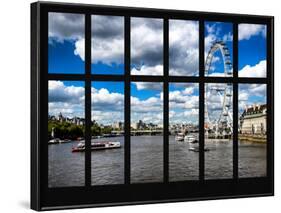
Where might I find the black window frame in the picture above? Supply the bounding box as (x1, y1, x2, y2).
(31, 2, 274, 211)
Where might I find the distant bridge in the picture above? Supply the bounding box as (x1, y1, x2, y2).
(111, 130, 163, 136)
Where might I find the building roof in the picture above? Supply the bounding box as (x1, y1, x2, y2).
(241, 104, 266, 118)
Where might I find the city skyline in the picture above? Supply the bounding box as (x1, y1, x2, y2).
(48, 112, 199, 131)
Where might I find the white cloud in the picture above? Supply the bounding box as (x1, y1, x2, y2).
(92, 111, 123, 125)
(182, 87, 194, 95)
(184, 109, 199, 116)
(133, 81, 163, 91)
(90, 15, 124, 65)
(92, 88, 124, 107)
(131, 94, 163, 124)
(131, 17, 163, 68)
(48, 81, 84, 104)
(48, 13, 84, 42)
(168, 85, 199, 124)
(223, 32, 233, 42)
(239, 24, 266, 40)
(74, 39, 85, 60)
(131, 65, 163, 76)
(169, 20, 199, 76)
(238, 60, 266, 78)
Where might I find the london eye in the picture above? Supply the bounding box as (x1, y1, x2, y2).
(205, 40, 233, 138)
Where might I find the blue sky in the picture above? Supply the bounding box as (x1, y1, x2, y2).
(238, 24, 266, 78)
(49, 40, 85, 74)
(239, 33, 266, 69)
(48, 13, 267, 125)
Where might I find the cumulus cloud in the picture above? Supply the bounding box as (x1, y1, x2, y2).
(131, 65, 163, 76)
(169, 84, 199, 124)
(169, 20, 199, 76)
(131, 17, 163, 69)
(48, 81, 85, 118)
(238, 60, 266, 77)
(49, 81, 84, 104)
(238, 24, 266, 40)
(48, 13, 84, 42)
(92, 111, 123, 125)
(90, 15, 124, 65)
(133, 81, 163, 91)
(92, 88, 124, 111)
(131, 94, 163, 124)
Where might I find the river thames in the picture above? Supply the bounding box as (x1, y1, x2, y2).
(48, 135, 266, 187)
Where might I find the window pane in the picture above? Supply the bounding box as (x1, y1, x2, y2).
(238, 24, 267, 78)
(48, 81, 85, 187)
(131, 82, 163, 183)
(131, 18, 163, 75)
(205, 83, 233, 179)
(91, 82, 124, 185)
(204, 22, 233, 77)
(91, 15, 124, 75)
(48, 13, 85, 74)
(239, 84, 267, 177)
(169, 20, 199, 76)
(169, 83, 199, 181)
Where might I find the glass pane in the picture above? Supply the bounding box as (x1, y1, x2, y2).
(205, 83, 233, 179)
(238, 84, 267, 177)
(91, 81, 124, 185)
(131, 82, 163, 183)
(131, 18, 163, 75)
(238, 24, 267, 78)
(169, 83, 199, 181)
(169, 20, 199, 76)
(48, 81, 85, 187)
(204, 22, 233, 77)
(48, 13, 85, 74)
(91, 15, 124, 75)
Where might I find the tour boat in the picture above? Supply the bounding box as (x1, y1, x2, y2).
(184, 135, 199, 143)
(72, 141, 121, 152)
(175, 133, 185, 141)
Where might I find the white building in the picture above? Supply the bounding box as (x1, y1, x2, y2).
(240, 104, 266, 135)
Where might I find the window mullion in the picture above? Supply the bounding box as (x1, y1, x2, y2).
(199, 20, 205, 181)
(85, 13, 92, 187)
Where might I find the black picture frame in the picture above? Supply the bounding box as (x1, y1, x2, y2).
(31, 1, 274, 211)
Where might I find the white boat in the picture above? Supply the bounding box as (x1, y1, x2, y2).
(175, 133, 185, 141)
(184, 135, 198, 143)
(48, 138, 70, 144)
(72, 141, 121, 152)
(188, 147, 210, 152)
(48, 138, 61, 144)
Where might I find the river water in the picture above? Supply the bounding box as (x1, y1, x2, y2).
(48, 136, 266, 187)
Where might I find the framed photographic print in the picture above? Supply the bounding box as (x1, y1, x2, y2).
(31, 1, 274, 211)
